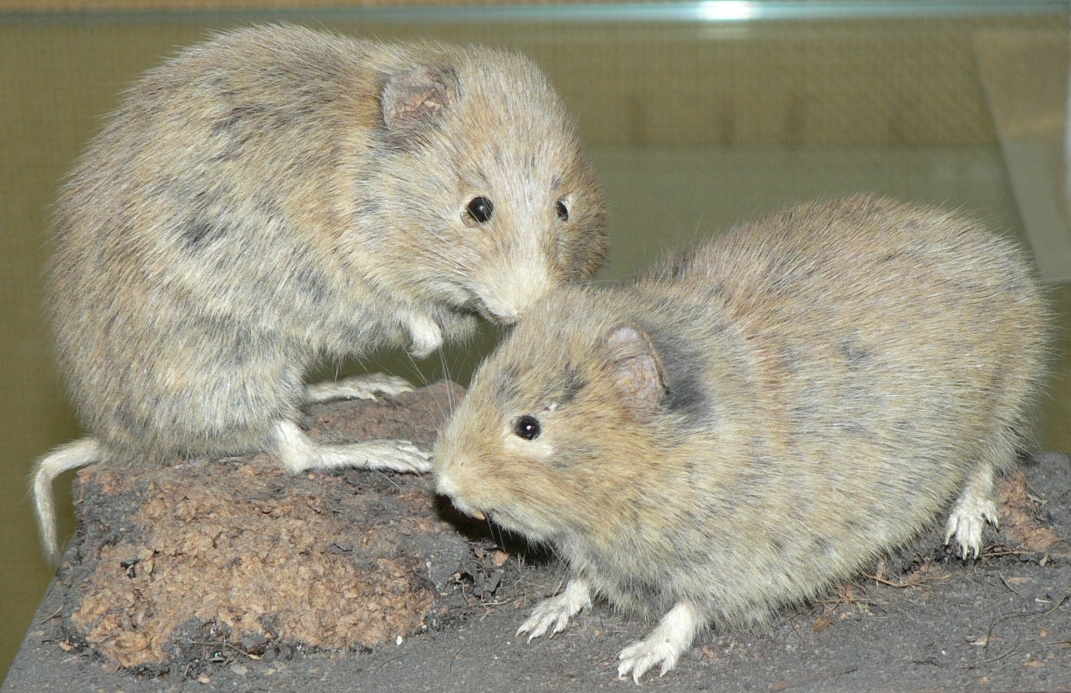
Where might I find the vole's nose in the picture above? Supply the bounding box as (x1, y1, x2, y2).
(488, 306, 519, 325)
(476, 256, 550, 324)
(467, 296, 518, 326)
(435, 472, 487, 520)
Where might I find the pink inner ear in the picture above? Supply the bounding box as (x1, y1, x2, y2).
(605, 323, 666, 403)
(613, 354, 665, 403)
(381, 66, 453, 131)
(396, 88, 445, 122)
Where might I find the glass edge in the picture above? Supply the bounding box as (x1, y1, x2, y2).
(1, 1, 1069, 25)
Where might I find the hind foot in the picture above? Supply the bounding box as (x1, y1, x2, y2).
(304, 373, 414, 405)
(944, 464, 999, 559)
(274, 420, 431, 474)
(617, 600, 701, 683)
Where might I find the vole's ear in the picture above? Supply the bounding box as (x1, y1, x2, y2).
(381, 66, 457, 132)
(603, 322, 667, 404)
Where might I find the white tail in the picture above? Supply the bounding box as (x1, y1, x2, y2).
(32, 438, 101, 563)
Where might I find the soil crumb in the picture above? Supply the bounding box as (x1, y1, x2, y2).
(54, 381, 530, 674)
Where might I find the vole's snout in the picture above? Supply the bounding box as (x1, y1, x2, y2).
(435, 471, 486, 520)
(490, 310, 519, 326)
(477, 296, 526, 327)
(477, 301, 519, 326)
(460, 505, 487, 522)
(475, 257, 551, 326)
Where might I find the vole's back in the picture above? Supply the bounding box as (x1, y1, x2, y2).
(621, 195, 1049, 621)
(657, 195, 1046, 480)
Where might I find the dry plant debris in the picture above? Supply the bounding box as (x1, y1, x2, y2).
(998, 470, 1066, 555)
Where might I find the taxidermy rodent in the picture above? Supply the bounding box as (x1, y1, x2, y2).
(434, 196, 1050, 682)
(33, 24, 608, 562)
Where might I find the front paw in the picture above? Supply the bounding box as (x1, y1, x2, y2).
(406, 313, 443, 359)
(516, 578, 591, 641)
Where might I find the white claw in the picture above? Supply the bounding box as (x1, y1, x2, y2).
(617, 601, 701, 684)
(516, 579, 591, 641)
(944, 465, 1000, 560)
(944, 496, 999, 559)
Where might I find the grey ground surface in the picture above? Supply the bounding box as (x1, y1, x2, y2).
(3, 386, 1069, 693)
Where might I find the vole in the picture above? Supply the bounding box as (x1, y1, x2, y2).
(33, 24, 607, 562)
(434, 196, 1051, 682)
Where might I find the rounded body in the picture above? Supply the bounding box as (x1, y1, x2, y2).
(436, 196, 1050, 628)
(48, 25, 606, 464)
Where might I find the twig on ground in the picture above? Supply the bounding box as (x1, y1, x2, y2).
(769, 665, 858, 692)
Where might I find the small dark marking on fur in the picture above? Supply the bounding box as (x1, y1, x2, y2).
(839, 419, 869, 437)
(492, 364, 524, 405)
(181, 219, 218, 249)
(113, 402, 151, 437)
(646, 324, 712, 425)
(293, 266, 330, 305)
(548, 365, 586, 407)
(838, 334, 873, 368)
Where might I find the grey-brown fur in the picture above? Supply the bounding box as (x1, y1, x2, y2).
(434, 196, 1051, 681)
(35, 24, 607, 560)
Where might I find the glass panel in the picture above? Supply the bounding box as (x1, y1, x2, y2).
(2, 4, 1068, 680)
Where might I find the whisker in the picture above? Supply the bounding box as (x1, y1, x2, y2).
(439, 348, 455, 417)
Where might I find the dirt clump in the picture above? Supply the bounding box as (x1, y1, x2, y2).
(54, 381, 529, 674)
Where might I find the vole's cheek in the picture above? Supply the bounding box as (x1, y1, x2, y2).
(503, 431, 555, 462)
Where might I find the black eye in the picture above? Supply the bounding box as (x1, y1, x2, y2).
(556, 199, 569, 221)
(465, 196, 494, 225)
(513, 415, 541, 440)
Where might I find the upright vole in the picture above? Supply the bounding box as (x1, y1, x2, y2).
(34, 24, 607, 562)
(434, 196, 1051, 681)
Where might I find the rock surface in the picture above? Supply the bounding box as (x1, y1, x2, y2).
(2, 383, 1069, 691)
